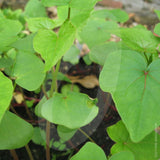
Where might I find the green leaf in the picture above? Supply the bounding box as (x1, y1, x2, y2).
(90, 41, 128, 65)
(0, 111, 33, 149)
(116, 28, 160, 54)
(24, 0, 47, 18)
(109, 151, 135, 160)
(70, 142, 107, 160)
(42, 0, 70, 6)
(107, 121, 160, 160)
(11, 33, 35, 53)
(61, 84, 80, 96)
(57, 72, 71, 83)
(12, 51, 45, 91)
(40, 92, 98, 129)
(79, 19, 118, 48)
(0, 18, 22, 52)
(26, 17, 56, 32)
(92, 9, 129, 23)
(33, 29, 57, 71)
(57, 125, 77, 142)
(0, 72, 13, 122)
(154, 23, 160, 36)
(32, 127, 46, 146)
(155, 10, 160, 20)
(34, 20, 76, 71)
(63, 45, 80, 64)
(100, 50, 160, 142)
(83, 54, 92, 65)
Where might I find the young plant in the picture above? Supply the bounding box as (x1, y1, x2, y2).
(0, 0, 160, 160)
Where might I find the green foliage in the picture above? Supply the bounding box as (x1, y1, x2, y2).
(107, 121, 160, 160)
(70, 142, 107, 160)
(92, 9, 129, 23)
(39, 92, 98, 129)
(26, 17, 56, 32)
(0, 18, 22, 52)
(109, 151, 135, 160)
(63, 45, 80, 65)
(32, 127, 46, 146)
(79, 19, 118, 48)
(0, 111, 33, 149)
(24, 0, 47, 18)
(0, 1, 160, 159)
(154, 23, 160, 36)
(57, 125, 77, 142)
(0, 72, 13, 121)
(115, 28, 160, 54)
(12, 51, 45, 91)
(33, 20, 76, 71)
(100, 50, 160, 142)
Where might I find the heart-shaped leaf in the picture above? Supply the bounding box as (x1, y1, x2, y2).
(0, 18, 22, 52)
(100, 50, 160, 142)
(0, 72, 13, 122)
(116, 28, 160, 54)
(70, 142, 107, 160)
(79, 19, 118, 48)
(0, 111, 33, 149)
(40, 92, 98, 129)
(12, 51, 45, 91)
(107, 121, 160, 160)
(34, 20, 76, 71)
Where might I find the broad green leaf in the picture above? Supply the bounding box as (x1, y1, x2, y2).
(79, 19, 118, 48)
(0, 111, 33, 149)
(154, 23, 160, 36)
(0, 57, 13, 71)
(32, 127, 46, 146)
(26, 17, 56, 32)
(57, 125, 77, 142)
(109, 151, 135, 160)
(33, 29, 57, 71)
(11, 33, 35, 53)
(24, 0, 47, 18)
(12, 51, 45, 91)
(90, 41, 129, 65)
(0, 18, 22, 51)
(42, 0, 70, 6)
(41, 92, 98, 129)
(0, 72, 13, 122)
(100, 50, 160, 142)
(155, 10, 160, 20)
(116, 28, 160, 54)
(34, 20, 76, 71)
(63, 45, 80, 64)
(107, 121, 160, 160)
(70, 142, 107, 160)
(92, 9, 129, 23)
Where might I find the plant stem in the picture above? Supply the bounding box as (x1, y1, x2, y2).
(78, 128, 96, 143)
(25, 144, 34, 160)
(42, 84, 49, 99)
(49, 59, 61, 97)
(46, 121, 51, 160)
(46, 59, 61, 160)
(10, 150, 19, 160)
